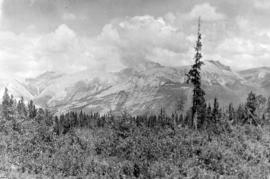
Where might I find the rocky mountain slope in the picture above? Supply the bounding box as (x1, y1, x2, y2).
(239, 67, 270, 96)
(0, 60, 263, 115)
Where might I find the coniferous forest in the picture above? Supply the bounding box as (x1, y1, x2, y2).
(1, 21, 270, 179)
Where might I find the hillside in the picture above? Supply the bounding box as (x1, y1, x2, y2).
(239, 67, 270, 96)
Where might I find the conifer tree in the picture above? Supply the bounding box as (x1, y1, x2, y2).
(186, 18, 206, 129)
(236, 104, 245, 124)
(265, 97, 270, 121)
(256, 95, 266, 118)
(262, 114, 266, 125)
(179, 114, 184, 125)
(36, 108, 45, 123)
(44, 109, 53, 127)
(17, 96, 27, 117)
(54, 116, 60, 135)
(1, 88, 17, 134)
(2, 88, 13, 120)
(205, 103, 212, 129)
(79, 110, 83, 127)
(212, 97, 220, 123)
(228, 103, 235, 121)
(28, 100, 37, 119)
(245, 91, 258, 125)
(246, 91, 257, 115)
(176, 96, 185, 112)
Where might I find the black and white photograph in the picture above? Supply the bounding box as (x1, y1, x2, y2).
(0, 0, 270, 178)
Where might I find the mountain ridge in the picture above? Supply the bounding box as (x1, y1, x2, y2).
(1, 60, 268, 115)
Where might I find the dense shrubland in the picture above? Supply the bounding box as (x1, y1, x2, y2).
(1, 88, 270, 178)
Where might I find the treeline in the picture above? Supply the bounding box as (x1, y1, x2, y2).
(1, 88, 54, 134)
(2, 86, 270, 138)
(52, 91, 270, 136)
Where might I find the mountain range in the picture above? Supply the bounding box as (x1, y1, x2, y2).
(1, 60, 268, 115)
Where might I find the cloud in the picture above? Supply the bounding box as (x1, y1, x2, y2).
(33, 24, 91, 73)
(26, 15, 194, 75)
(33, 23, 124, 74)
(207, 35, 270, 70)
(187, 3, 226, 21)
(0, 24, 91, 79)
(0, 11, 230, 80)
(37, 24, 76, 53)
(97, 15, 191, 68)
(0, 0, 270, 80)
(0, 31, 38, 78)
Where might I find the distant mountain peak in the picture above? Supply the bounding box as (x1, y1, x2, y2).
(131, 61, 163, 72)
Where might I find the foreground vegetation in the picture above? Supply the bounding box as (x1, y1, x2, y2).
(1, 88, 270, 178)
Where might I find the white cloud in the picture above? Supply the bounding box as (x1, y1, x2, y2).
(97, 15, 191, 68)
(33, 24, 90, 74)
(217, 38, 254, 55)
(37, 24, 77, 53)
(0, 13, 228, 80)
(0, 31, 38, 78)
(211, 36, 270, 70)
(188, 3, 226, 21)
(0, 9, 269, 80)
(0, 24, 92, 79)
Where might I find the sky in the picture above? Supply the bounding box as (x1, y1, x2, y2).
(0, 0, 270, 79)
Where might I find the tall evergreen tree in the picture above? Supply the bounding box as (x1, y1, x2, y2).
(35, 108, 45, 123)
(256, 95, 266, 118)
(265, 97, 270, 122)
(236, 104, 245, 124)
(228, 103, 235, 121)
(262, 114, 266, 125)
(1, 88, 18, 134)
(2, 88, 13, 120)
(212, 97, 220, 123)
(17, 96, 27, 117)
(186, 18, 206, 129)
(205, 103, 212, 129)
(246, 91, 257, 115)
(28, 100, 37, 119)
(245, 91, 258, 125)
